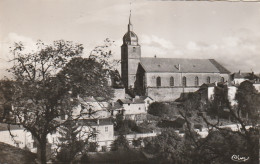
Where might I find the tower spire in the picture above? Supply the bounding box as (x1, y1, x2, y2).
(128, 3, 133, 31)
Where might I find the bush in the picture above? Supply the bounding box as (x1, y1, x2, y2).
(148, 102, 169, 117)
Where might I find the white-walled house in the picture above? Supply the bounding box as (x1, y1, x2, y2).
(231, 71, 260, 85)
(198, 82, 237, 106)
(46, 118, 114, 152)
(72, 97, 111, 120)
(0, 123, 35, 152)
(117, 97, 147, 122)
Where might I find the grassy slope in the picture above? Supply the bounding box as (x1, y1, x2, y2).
(0, 142, 37, 164)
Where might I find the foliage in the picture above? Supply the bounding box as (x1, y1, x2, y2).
(55, 120, 86, 163)
(235, 81, 260, 124)
(110, 134, 130, 151)
(178, 81, 260, 164)
(0, 80, 14, 122)
(148, 102, 169, 117)
(7, 40, 114, 164)
(207, 86, 230, 119)
(89, 38, 120, 72)
(144, 128, 184, 163)
(114, 114, 145, 134)
(132, 138, 142, 148)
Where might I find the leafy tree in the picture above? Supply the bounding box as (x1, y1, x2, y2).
(132, 138, 142, 148)
(148, 102, 169, 117)
(144, 128, 184, 163)
(55, 119, 85, 164)
(7, 40, 113, 164)
(0, 79, 14, 122)
(235, 81, 259, 124)
(110, 134, 130, 151)
(179, 81, 259, 164)
(114, 113, 143, 134)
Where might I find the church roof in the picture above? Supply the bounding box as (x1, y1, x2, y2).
(140, 57, 230, 74)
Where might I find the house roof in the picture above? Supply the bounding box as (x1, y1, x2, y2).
(232, 72, 260, 80)
(79, 118, 113, 126)
(0, 123, 23, 131)
(140, 57, 229, 73)
(117, 98, 145, 104)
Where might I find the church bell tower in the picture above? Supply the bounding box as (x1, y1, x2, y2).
(121, 11, 141, 89)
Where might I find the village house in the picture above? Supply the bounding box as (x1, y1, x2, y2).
(231, 71, 260, 85)
(0, 123, 35, 152)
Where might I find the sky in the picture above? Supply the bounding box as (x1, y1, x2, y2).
(1, 0, 260, 78)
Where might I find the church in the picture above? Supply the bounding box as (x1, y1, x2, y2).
(121, 14, 230, 101)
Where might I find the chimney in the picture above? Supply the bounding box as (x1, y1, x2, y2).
(214, 81, 217, 86)
(178, 64, 181, 71)
(239, 70, 241, 75)
(97, 119, 99, 125)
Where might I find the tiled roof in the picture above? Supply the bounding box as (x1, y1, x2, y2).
(140, 57, 230, 73)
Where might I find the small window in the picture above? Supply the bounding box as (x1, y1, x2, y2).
(105, 127, 108, 132)
(195, 76, 199, 86)
(170, 77, 174, 86)
(133, 47, 136, 52)
(156, 77, 161, 87)
(221, 77, 225, 82)
(182, 76, 187, 87)
(207, 77, 211, 84)
(93, 128, 96, 132)
(33, 142, 37, 148)
(139, 107, 141, 110)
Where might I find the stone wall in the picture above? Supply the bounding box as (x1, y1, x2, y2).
(146, 72, 227, 87)
(146, 87, 199, 101)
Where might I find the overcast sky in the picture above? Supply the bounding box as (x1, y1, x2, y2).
(1, 0, 260, 78)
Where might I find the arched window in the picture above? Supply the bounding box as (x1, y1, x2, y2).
(207, 77, 211, 84)
(195, 76, 199, 86)
(182, 76, 187, 87)
(170, 77, 174, 86)
(221, 77, 225, 83)
(156, 76, 161, 87)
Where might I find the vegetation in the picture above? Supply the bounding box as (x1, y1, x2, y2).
(0, 142, 37, 164)
(110, 134, 130, 151)
(176, 81, 260, 164)
(3, 39, 115, 164)
(148, 102, 170, 117)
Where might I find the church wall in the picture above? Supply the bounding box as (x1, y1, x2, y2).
(146, 87, 199, 102)
(145, 72, 226, 87)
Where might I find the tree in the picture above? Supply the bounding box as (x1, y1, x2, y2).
(132, 138, 142, 148)
(144, 128, 185, 163)
(7, 40, 113, 164)
(110, 134, 130, 151)
(55, 120, 84, 164)
(178, 81, 259, 164)
(148, 102, 169, 117)
(235, 81, 259, 124)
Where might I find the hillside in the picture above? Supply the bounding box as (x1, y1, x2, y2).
(0, 142, 37, 164)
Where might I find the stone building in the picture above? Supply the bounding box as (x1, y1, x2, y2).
(121, 13, 231, 101)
